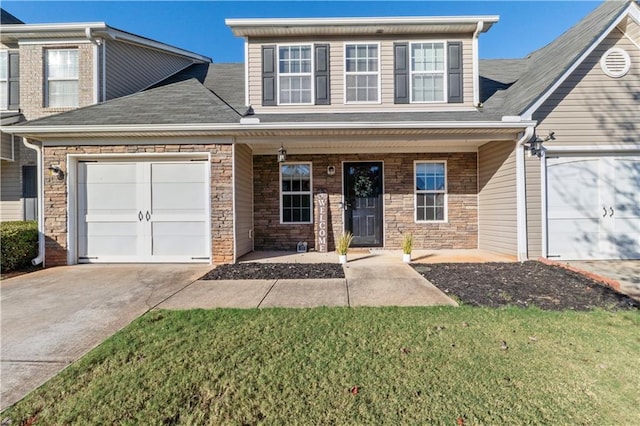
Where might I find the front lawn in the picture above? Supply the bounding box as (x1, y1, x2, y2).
(4, 307, 639, 424)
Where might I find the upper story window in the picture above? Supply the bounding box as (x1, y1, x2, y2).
(278, 45, 313, 105)
(345, 43, 379, 103)
(0, 50, 19, 110)
(46, 49, 79, 108)
(411, 42, 445, 102)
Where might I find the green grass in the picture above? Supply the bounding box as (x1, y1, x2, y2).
(5, 307, 640, 425)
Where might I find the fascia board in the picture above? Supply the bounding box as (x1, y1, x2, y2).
(4, 120, 537, 135)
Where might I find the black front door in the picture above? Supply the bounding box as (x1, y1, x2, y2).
(343, 162, 383, 247)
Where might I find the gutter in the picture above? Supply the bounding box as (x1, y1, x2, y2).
(22, 139, 45, 266)
(472, 21, 483, 107)
(515, 125, 535, 261)
(3, 120, 538, 136)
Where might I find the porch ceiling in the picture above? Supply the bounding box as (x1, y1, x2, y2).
(245, 133, 517, 155)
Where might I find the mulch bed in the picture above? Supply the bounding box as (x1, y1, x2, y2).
(412, 261, 639, 311)
(201, 262, 345, 280)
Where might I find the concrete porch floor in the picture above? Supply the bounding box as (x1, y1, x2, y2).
(237, 249, 517, 264)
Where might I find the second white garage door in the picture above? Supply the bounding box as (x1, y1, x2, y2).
(546, 155, 640, 260)
(77, 160, 210, 263)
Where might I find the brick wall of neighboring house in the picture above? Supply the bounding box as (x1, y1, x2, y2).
(253, 152, 478, 251)
(42, 144, 234, 266)
(19, 43, 94, 120)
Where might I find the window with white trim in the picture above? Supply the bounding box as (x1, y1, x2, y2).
(281, 163, 312, 223)
(411, 42, 445, 102)
(415, 161, 447, 222)
(345, 43, 379, 103)
(0, 51, 8, 110)
(46, 49, 79, 107)
(278, 45, 312, 104)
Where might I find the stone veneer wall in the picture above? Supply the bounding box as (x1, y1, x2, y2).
(42, 144, 233, 266)
(253, 152, 477, 251)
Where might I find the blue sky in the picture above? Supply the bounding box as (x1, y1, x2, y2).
(3, 1, 603, 62)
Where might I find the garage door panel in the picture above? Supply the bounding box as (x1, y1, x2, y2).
(152, 222, 208, 257)
(78, 160, 210, 263)
(547, 155, 640, 260)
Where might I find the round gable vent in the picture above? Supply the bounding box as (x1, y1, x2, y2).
(600, 48, 631, 78)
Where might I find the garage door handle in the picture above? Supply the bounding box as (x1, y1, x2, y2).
(609, 207, 614, 217)
(602, 206, 607, 217)
(146, 211, 151, 221)
(138, 211, 143, 221)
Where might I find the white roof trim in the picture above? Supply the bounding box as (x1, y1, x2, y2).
(4, 120, 536, 135)
(1, 22, 211, 63)
(521, 3, 636, 120)
(226, 16, 498, 34)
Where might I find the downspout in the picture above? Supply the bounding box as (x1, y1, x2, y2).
(85, 27, 102, 103)
(22, 138, 45, 266)
(472, 21, 483, 107)
(515, 126, 535, 261)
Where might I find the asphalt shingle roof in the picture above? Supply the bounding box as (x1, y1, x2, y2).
(494, 0, 632, 115)
(12, 1, 636, 129)
(1, 8, 24, 25)
(19, 78, 241, 126)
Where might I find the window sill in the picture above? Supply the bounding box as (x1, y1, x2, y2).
(280, 221, 314, 225)
(415, 220, 448, 224)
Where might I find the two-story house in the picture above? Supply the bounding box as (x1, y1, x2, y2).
(0, 9, 211, 222)
(4, 0, 639, 267)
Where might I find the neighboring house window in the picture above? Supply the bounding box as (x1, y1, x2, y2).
(46, 49, 79, 107)
(281, 163, 312, 223)
(0, 50, 19, 110)
(410, 42, 445, 102)
(415, 161, 447, 222)
(345, 43, 379, 103)
(278, 45, 312, 105)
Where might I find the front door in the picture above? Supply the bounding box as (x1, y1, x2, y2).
(343, 162, 383, 247)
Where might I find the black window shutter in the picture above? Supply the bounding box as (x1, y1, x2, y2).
(314, 44, 330, 105)
(447, 42, 463, 103)
(8, 51, 19, 110)
(394, 43, 409, 104)
(262, 45, 277, 106)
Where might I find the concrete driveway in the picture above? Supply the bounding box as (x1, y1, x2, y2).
(0, 264, 209, 411)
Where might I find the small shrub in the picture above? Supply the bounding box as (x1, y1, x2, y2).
(401, 233, 414, 254)
(1, 221, 38, 272)
(335, 231, 353, 255)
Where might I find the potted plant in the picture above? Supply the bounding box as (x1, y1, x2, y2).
(402, 233, 413, 263)
(336, 231, 353, 264)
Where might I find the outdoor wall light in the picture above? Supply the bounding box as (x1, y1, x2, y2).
(48, 164, 65, 180)
(528, 131, 555, 158)
(327, 165, 336, 176)
(277, 145, 287, 163)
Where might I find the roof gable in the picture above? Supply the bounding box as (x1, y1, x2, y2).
(499, 0, 635, 118)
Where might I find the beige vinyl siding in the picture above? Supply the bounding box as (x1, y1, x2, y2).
(247, 34, 474, 112)
(104, 40, 194, 100)
(234, 143, 254, 259)
(525, 155, 542, 258)
(620, 16, 640, 43)
(533, 27, 640, 145)
(477, 140, 517, 255)
(0, 158, 22, 221)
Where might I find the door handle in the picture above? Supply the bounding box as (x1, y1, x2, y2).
(602, 206, 607, 217)
(609, 207, 614, 217)
(146, 211, 151, 221)
(138, 211, 143, 221)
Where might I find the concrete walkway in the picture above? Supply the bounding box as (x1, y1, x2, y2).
(158, 251, 457, 309)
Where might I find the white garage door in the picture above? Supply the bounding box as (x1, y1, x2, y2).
(547, 155, 640, 260)
(78, 160, 210, 263)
